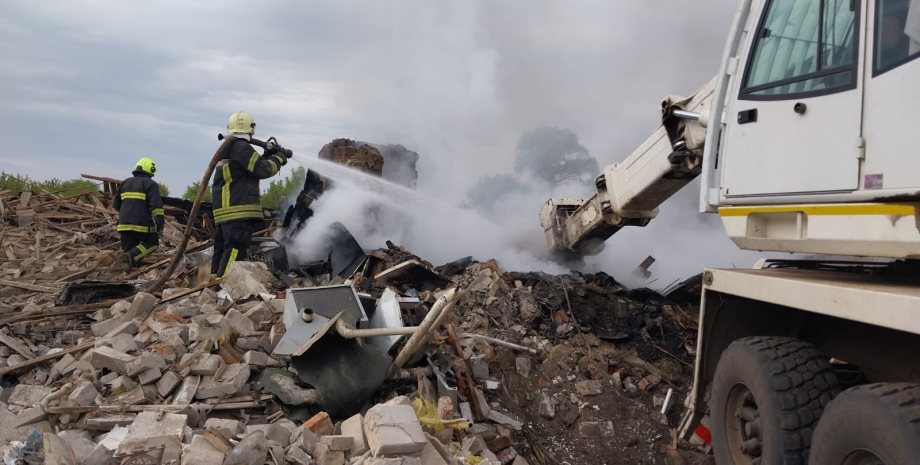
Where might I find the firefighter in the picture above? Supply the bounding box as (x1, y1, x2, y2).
(114, 157, 165, 269)
(210, 111, 289, 279)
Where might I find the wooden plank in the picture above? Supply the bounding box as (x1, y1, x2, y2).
(159, 279, 222, 304)
(447, 324, 484, 421)
(0, 279, 59, 293)
(0, 333, 36, 359)
(0, 341, 95, 376)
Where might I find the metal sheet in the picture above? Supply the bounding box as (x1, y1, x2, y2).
(290, 332, 392, 419)
(366, 288, 404, 352)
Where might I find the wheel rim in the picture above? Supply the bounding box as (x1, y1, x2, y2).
(840, 450, 887, 465)
(724, 383, 763, 465)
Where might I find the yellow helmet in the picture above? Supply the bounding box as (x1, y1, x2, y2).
(134, 157, 157, 176)
(227, 110, 256, 135)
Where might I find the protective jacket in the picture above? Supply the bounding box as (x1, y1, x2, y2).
(211, 136, 287, 225)
(114, 172, 165, 233)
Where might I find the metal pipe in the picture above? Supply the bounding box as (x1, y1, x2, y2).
(386, 287, 459, 378)
(671, 109, 700, 121)
(334, 319, 420, 339)
(459, 333, 539, 354)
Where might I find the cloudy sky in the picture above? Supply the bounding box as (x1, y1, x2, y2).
(2, 1, 763, 283)
(0, 1, 737, 193)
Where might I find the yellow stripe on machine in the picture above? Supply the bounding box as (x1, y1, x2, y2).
(719, 204, 917, 217)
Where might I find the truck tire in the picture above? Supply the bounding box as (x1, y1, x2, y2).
(808, 383, 920, 465)
(710, 337, 841, 465)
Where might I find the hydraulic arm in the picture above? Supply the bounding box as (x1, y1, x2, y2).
(540, 78, 716, 258)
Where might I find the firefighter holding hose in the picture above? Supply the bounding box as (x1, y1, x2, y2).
(210, 111, 291, 279)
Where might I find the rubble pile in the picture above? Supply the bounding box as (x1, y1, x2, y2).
(0, 153, 709, 464)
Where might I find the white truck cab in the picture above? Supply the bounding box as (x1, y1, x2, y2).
(540, 0, 920, 463)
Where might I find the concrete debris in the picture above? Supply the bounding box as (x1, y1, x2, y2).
(223, 430, 268, 465)
(0, 183, 700, 465)
(363, 404, 427, 456)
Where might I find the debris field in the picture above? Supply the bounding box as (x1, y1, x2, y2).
(0, 142, 711, 465)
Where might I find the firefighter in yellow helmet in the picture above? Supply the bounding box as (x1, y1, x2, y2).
(210, 111, 290, 278)
(114, 157, 165, 269)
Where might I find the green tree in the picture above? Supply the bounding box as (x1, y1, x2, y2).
(261, 166, 305, 208)
(0, 172, 99, 198)
(182, 181, 212, 203)
(158, 183, 170, 198)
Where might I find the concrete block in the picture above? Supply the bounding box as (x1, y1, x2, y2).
(242, 350, 279, 368)
(313, 443, 345, 465)
(166, 304, 200, 319)
(51, 353, 76, 376)
(341, 413, 368, 456)
(487, 410, 522, 431)
(126, 292, 157, 320)
(91, 317, 125, 337)
(220, 261, 277, 301)
(515, 357, 531, 377)
(8, 384, 52, 407)
(68, 381, 99, 407)
(224, 308, 256, 336)
(245, 423, 290, 447)
(190, 434, 221, 452)
(110, 299, 132, 317)
(83, 442, 115, 465)
(126, 352, 167, 376)
(291, 425, 320, 455)
(109, 333, 138, 353)
(321, 435, 353, 451)
(469, 355, 489, 380)
(11, 407, 47, 428)
(236, 337, 261, 351)
(460, 435, 487, 455)
(138, 367, 162, 385)
(538, 391, 555, 419)
(181, 445, 225, 465)
(363, 404, 427, 457)
(197, 287, 218, 305)
(204, 418, 243, 440)
(188, 323, 225, 342)
(103, 320, 140, 339)
(187, 353, 222, 376)
(421, 438, 450, 465)
(119, 411, 187, 454)
(285, 444, 312, 465)
(57, 430, 96, 462)
(243, 303, 273, 325)
(105, 375, 138, 396)
(575, 380, 603, 397)
(222, 430, 268, 465)
(88, 346, 134, 374)
(195, 363, 249, 399)
(305, 411, 335, 436)
(156, 371, 181, 397)
(171, 375, 200, 405)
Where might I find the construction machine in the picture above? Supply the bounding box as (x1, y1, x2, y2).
(540, 0, 920, 463)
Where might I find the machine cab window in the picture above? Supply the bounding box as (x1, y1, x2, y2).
(742, 0, 858, 98)
(875, 0, 920, 73)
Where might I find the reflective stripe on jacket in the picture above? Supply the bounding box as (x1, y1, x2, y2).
(114, 172, 164, 234)
(211, 138, 286, 225)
